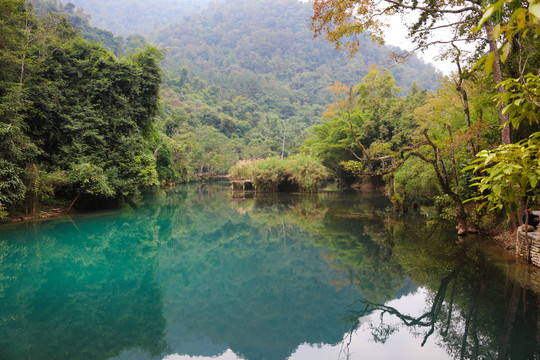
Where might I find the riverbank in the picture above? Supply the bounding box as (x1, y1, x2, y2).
(1, 206, 69, 225)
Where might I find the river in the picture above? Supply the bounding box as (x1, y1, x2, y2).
(0, 183, 538, 360)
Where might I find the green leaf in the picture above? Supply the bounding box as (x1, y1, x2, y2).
(461, 164, 477, 172)
(484, 152, 495, 165)
(471, 56, 486, 72)
(530, 173, 538, 188)
(477, 202, 487, 212)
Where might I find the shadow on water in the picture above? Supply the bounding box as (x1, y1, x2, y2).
(0, 184, 538, 359)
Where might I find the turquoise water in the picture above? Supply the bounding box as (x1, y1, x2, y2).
(0, 184, 539, 360)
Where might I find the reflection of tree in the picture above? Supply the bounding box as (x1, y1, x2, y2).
(344, 251, 465, 347)
(156, 189, 367, 360)
(337, 217, 540, 360)
(0, 205, 168, 360)
(169, 187, 540, 360)
(233, 191, 409, 302)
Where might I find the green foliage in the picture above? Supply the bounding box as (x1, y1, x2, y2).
(155, 143, 180, 183)
(249, 157, 287, 192)
(228, 159, 256, 180)
(285, 154, 329, 192)
(67, 163, 114, 197)
(433, 194, 456, 221)
(394, 156, 439, 200)
(461, 0, 540, 223)
(0, 159, 26, 209)
(340, 160, 364, 176)
(135, 153, 160, 189)
(0, 202, 8, 220)
(187, 126, 240, 175)
(497, 74, 540, 129)
(302, 68, 430, 182)
(146, 0, 439, 177)
(0, 2, 163, 217)
(465, 133, 540, 216)
(229, 155, 329, 192)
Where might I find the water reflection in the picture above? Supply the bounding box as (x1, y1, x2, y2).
(0, 184, 538, 359)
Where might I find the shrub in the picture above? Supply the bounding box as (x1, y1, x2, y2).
(250, 157, 286, 192)
(228, 155, 328, 192)
(228, 159, 258, 179)
(286, 154, 329, 192)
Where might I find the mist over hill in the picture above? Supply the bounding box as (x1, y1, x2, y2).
(68, 0, 213, 35)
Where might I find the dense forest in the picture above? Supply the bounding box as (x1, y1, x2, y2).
(302, 0, 540, 237)
(0, 0, 168, 218)
(147, 0, 441, 178)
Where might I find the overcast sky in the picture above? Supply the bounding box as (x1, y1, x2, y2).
(383, 13, 458, 76)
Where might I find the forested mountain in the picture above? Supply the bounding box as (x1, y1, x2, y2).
(148, 0, 440, 175)
(29, 0, 441, 181)
(28, 0, 150, 57)
(68, 0, 213, 35)
(153, 0, 439, 95)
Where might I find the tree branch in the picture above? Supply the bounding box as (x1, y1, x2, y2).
(382, 0, 482, 15)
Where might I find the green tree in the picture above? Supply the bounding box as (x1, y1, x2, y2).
(463, 1, 540, 237)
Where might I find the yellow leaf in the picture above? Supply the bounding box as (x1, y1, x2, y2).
(485, 52, 495, 76)
(493, 24, 502, 40)
(478, 5, 496, 29)
(500, 42, 511, 63)
(530, 4, 540, 20)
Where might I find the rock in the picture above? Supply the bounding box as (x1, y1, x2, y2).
(467, 227, 479, 234)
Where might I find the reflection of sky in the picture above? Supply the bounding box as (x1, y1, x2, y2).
(291, 288, 451, 360)
(156, 288, 451, 360)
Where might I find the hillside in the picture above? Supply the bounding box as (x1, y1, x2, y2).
(153, 0, 439, 97)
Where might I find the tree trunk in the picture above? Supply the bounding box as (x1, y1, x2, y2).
(485, 21, 511, 145)
(453, 43, 476, 157)
(66, 194, 80, 214)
